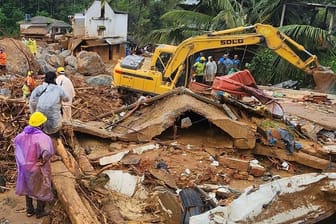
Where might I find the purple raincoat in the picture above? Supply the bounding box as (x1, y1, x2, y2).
(14, 126, 54, 201)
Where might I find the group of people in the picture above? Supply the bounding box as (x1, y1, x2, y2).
(14, 67, 75, 219)
(192, 53, 241, 84)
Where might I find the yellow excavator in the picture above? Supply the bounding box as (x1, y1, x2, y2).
(113, 23, 335, 95)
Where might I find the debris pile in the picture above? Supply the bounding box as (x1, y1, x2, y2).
(1, 60, 336, 223)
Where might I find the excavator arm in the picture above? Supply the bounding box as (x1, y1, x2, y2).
(162, 23, 319, 82)
(114, 23, 334, 95)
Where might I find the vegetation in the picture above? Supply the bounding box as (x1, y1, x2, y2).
(0, 0, 335, 85)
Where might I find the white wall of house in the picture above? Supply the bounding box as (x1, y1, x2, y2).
(75, 0, 127, 39)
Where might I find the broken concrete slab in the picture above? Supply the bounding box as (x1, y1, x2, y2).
(218, 156, 250, 172)
(190, 173, 336, 224)
(157, 190, 182, 224)
(103, 170, 144, 197)
(254, 143, 334, 170)
(132, 143, 159, 154)
(110, 92, 257, 149)
(149, 168, 177, 189)
(70, 120, 114, 139)
(99, 150, 129, 166)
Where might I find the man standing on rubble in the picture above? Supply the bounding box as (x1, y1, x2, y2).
(204, 56, 217, 85)
(0, 48, 7, 75)
(56, 67, 75, 122)
(29, 71, 69, 137)
(14, 111, 54, 218)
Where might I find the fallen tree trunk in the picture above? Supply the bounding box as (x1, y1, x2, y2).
(254, 144, 334, 170)
(54, 138, 82, 177)
(51, 161, 99, 224)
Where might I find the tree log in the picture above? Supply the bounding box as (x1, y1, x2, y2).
(51, 161, 99, 224)
(54, 138, 82, 177)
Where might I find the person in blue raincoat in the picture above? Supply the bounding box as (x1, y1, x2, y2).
(29, 71, 69, 136)
(14, 112, 55, 218)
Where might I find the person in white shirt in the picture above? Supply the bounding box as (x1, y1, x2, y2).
(55, 67, 75, 122)
(204, 56, 217, 85)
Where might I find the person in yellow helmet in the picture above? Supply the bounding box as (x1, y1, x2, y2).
(55, 67, 75, 122)
(192, 56, 206, 83)
(14, 111, 54, 218)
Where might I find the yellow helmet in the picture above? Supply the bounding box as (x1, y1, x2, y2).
(56, 67, 65, 74)
(200, 57, 206, 61)
(27, 71, 33, 76)
(29, 112, 47, 127)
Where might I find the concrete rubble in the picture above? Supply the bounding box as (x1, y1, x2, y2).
(1, 41, 336, 223)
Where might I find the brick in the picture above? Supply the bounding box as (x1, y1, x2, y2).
(233, 171, 249, 180)
(249, 163, 266, 177)
(218, 156, 249, 172)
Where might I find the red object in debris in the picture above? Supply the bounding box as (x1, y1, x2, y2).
(212, 70, 258, 97)
(212, 70, 284, 117)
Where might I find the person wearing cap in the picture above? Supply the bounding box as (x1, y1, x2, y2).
(29, 71, 69, 136)
(55, 67, 75, 122)
(192, 56, 206, 83)
(0, 48, 7, 75)
(14, 111, 55, 218)
(204, 56, 217, 85)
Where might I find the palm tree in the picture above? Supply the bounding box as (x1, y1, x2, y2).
(146, 0, 245, 44)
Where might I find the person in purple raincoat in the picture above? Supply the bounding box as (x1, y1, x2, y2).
(14, 111, 55, 218)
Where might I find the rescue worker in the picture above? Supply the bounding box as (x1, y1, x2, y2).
(55, 67, 75, 122)
(27, 38, 37, 56)
(29, 71, 69, 136)
(193, 56, 206, 83)
(14, 111, 55, 218)
(204, 56, 217, 85)
(0, 48, 7, 75)
(22, 71, 37, 99)
(218, 53, 233, 75)
(232, 54, 241, 70)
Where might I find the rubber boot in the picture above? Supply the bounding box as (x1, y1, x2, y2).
(25, 196, 35, 217)
(36, 200, 49, 219)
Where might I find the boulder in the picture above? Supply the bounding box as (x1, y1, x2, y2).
(46, 54, 64, 68)
(65, 55, 78, 69)
(77, 51, 106, 76)
(86, 75, 112, 86)
(37, 58, 56, 74)
(65, 65, 77, 75)
(59, 50, 71, 58)
(0, 38, 40, 75)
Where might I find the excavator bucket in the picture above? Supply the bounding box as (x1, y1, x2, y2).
(312, 66, 336, 93)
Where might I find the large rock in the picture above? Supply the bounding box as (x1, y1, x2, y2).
(86, 75, 112, 86)
(46, 54, 64, 68)
(65, 65, 77, 75)
(0, 38, 40, 75)
(37, 58, 56, 74)
(65, 55, 77, 69)
(59, 50, 71, 58)
(77, 51, 106, 76)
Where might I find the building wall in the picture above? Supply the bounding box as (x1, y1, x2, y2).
(73, 14, 85, 37)
(83, 1, 127, 39)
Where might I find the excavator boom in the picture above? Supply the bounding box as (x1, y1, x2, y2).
(113, 23, 334, 95)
